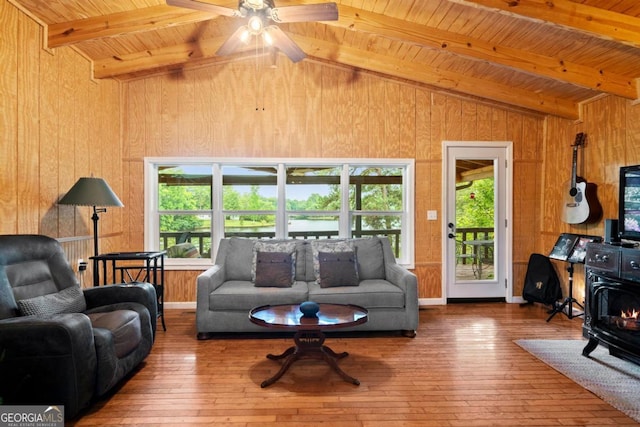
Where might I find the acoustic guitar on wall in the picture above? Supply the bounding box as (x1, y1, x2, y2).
(562, 132, 602, 224)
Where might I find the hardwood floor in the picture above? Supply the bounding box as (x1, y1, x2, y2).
(69, 303, 637, 426)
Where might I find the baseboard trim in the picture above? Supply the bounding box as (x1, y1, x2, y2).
(166, 298, 524, 309)
(165, 302, 197, 310)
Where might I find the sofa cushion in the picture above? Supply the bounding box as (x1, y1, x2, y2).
(254, 251, 294, 287)
(88, 310, 142, 358)
(210, 280, 309, 311)
(310, 239, 353, 283)
(17, 286, 87, 317)
(225, 238, 256, 280)
(308, 279, 405, 308)
(318, 251, 359, 288)
(352, 237, 386, 280)
(251, 241, 297, 282)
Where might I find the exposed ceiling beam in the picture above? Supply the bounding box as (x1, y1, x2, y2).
(449, 0, 640, 48)
(47, 5, 216, 48)
(330, 5, 637, 100)
(93, 35, 229, 78)
(92, 28, 578, 118)
(295, 35, 578, 119)
(54, 2, 638, 101)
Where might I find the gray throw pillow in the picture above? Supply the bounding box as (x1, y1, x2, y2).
(310, 240, 354, 283)
(254, 251, 295, 288)
(251, 241, 297, 282)
(318, 251, 359, 288)
(17, 286, 87, 317)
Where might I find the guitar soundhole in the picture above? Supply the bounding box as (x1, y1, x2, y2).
(569, 187, 578, 197)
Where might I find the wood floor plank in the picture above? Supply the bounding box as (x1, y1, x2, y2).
(67, 303, 639, 426)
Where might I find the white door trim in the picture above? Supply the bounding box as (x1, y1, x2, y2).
(441, 141, 514, 303)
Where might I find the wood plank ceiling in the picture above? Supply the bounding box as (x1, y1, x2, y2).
(9, 0, 640, 119)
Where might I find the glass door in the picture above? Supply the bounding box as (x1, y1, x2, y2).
(444, 143, 512, 300)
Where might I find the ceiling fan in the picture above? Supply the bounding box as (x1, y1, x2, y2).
(166, 0, 339, 63)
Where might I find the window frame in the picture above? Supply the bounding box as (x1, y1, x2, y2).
(144, 157, 415, 269)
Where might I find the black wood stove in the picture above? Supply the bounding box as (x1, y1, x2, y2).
(584, 243, 640, 365)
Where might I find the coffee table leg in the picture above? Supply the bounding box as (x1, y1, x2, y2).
(261, 350, 300, 388)
(320, 346, 360, 385)
(267, 346, 296, 361)
(260, 330, 360, 387)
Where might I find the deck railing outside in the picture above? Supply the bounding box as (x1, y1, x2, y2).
(161, 229, 402, 258)
(455, 227, 494, 264)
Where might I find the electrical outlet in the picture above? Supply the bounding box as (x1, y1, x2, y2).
(78, 259, 87, 272)
(427, 210, 437, 220)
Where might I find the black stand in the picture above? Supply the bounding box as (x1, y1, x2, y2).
(546, 262, 583, 321)
(90, 206, 107, 287)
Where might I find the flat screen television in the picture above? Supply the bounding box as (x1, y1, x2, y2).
(619, 164, 640, 242)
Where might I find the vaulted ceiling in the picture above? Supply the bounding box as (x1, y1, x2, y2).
(10, 0, 640, 119)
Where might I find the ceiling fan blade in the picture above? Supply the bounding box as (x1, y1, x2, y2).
(264, 26, 306, 63)
(270, 3, 338, 23)
(166, 0, 240, 17)
(216, 25, 249, 56)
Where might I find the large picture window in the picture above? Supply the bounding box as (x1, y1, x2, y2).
(145, 158, 414, 268)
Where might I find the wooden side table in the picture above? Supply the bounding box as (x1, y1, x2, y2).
(91, 251, 166, 331)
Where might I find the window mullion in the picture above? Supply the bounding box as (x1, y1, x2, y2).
(341, 164, 351, 238)
(276, 163, 287, 239)
(212, 164, 223, 258)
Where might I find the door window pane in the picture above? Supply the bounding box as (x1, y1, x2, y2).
(455, 169, 495, 281)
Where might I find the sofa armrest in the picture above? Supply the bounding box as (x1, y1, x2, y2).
(83, 283, 158, 337)
(196, 264, 225, 310)
(385, 263, 419, 315)
(0, 314, 97, 417)
(385, 263, 418, 293)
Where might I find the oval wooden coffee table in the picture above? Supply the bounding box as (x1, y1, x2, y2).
(249, 303, 368, 388)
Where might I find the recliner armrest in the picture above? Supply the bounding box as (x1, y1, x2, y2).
(83, 283, 158, 336)
(0, 313, 97, 417)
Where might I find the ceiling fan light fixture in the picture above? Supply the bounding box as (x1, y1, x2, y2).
(262, 30, 273, 45)
(247, 15, 264, 34)
(240, 27, 251, 44)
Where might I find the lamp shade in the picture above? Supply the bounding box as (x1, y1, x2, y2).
(59, 177, 124, 207)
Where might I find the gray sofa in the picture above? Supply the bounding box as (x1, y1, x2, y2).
(196, 236, 418, 338)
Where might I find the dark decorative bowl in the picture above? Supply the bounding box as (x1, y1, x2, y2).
(299, 301, 320, 318)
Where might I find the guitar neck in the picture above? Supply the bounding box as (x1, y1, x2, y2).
(571, 145, 578, 187)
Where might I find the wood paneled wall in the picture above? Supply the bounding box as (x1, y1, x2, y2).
(120, 60, 546, 302)
(542, 96, 640, 304)
(9, 1, 640, 304)
(0, 1, 124, 288)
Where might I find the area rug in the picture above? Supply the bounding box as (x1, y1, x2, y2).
(515, 339, 640, 423)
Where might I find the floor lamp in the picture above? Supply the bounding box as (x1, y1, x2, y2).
(59, 177, 124, 286)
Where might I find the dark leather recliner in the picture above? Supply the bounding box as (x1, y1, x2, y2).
(0, 235, 157, 419)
